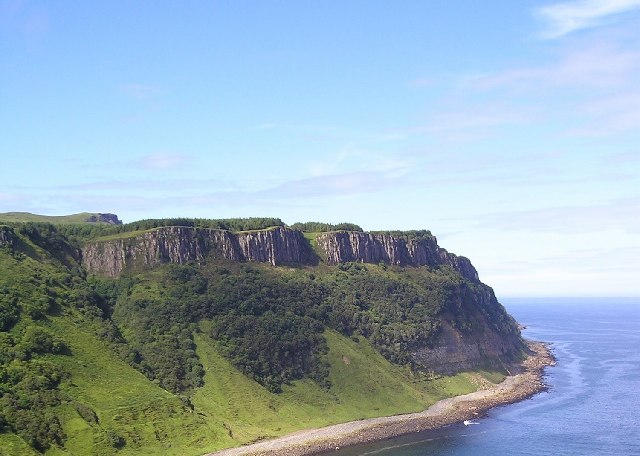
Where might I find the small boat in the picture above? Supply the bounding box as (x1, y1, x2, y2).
(463, 420, 479, 426)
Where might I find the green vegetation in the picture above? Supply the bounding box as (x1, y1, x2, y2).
(0, 212, 114, 225)
(290, 221, 363, 232)
(0, 221, 522, 455)
(370, 229, 434, 240)
(1, 216, 286, 248)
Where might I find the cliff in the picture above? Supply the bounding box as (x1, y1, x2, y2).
(82, 226, 315, 277)
(84, 213, 122, 225)
(1, 220, 529, 455)
(316, 231, 479, 282)
(0, 225, 16, 250)
(83, 227, 480, 283)
(81, 224, 521, 372)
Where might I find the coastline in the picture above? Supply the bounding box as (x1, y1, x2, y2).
(207, 341, 555, 456)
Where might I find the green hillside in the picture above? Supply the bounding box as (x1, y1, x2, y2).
(0, 221, 517, 455)
(0, 212, 118, 225)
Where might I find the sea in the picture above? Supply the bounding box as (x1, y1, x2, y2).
(334, 297, 640, 456)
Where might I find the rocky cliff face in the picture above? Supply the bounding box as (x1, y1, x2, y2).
(84, 213, 122, 225)
(83, 227, 482, 282)
(412, 320, 520, 374)
(82, 226, 315, 277)
(316, 231, 479, 282)
(415, 283, 524, 374)
(80, 224, 521, 375)
(0, 226, 16, 250)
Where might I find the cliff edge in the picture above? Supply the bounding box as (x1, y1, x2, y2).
(82, 226, 479, 283)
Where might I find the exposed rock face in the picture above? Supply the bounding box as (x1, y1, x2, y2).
(236, 227, 314, 265)
(412, 321, 519, 374)
(84, 213, 122, 225)
(411, 286, 524, 374)
(80, 224, 521, 374)
(0, 226, 16, 250)
(82, 226, 314, 277)
(83, 227, 482, 282)
(316, 232, 479, 282)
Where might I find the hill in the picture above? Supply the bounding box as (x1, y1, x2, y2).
(0, 217, 524, 455)
(0, 212, 122, 225)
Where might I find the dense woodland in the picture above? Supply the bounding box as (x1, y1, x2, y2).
(0, 221, 522, 453)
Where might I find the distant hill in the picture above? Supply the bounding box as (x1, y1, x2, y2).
(0, 211, 122, 225)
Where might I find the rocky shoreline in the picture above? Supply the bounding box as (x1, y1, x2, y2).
(207, 341, 555, 456)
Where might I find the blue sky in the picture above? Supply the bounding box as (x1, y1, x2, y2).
(1, 0, 639, 297)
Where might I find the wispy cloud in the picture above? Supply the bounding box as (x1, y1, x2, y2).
(55, 177, 235, 193)
(471, 44, 640, 91)
(250, 122, 278, 131)
(262, 171, 399, 199)
(474, 198, 640, 234)
(22, 169, 407, 218)
(535, 0, 640, 39)
(119, 83, 161, 100)
(461, 36, 640, 137)
(0, 0, 50, 42)
(567, 88, 640, 136)
(135, 153, 192, 170)
(308, 144, 409, 177)
(417, 103, 534, 136)
(0, 191, 26, 204)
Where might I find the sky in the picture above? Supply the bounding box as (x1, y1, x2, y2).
(1, 0, 639, 297)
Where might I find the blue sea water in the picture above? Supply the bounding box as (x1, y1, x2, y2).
(334, 298, 640, 456)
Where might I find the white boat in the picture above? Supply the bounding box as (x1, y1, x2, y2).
(463, 420, 479, 426)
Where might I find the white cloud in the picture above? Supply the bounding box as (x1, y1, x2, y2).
(471, 44, 640, 91)
(119, 83, 161, 100)
(461, 37, 640, 137)
(474, 198, 640, 234)
(418, 103, 534, 135)
(535, 0, 640, 38)
(262, 171, 402, 199)
(0, 192, 27, 208)
(567, 88, 640, 136)
(135, 153, 192, 170)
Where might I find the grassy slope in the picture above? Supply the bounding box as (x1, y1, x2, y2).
(0, 242, 222, 456)
(0, 316, 484, 456)
(0, 228, 506, 455)
(0, 212, 105, 224)
(191, 326, 481, 449)
(47, 318, 227, 456)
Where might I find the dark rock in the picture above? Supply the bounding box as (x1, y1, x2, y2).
(316, 231, 479, 282)
(84, 213, 123, 225)
(82, 226, 314, 277)
(0, 225, 16, 250)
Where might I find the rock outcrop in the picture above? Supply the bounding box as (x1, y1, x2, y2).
(82, 226, 315, 277)
(84, 213, 122, 225)
(411, 321, 519, 374)
(0, 226, 16, 250)
(83, 226, 482, 282)
(316, 231, 479, 282)
(410, 285, 524, 374)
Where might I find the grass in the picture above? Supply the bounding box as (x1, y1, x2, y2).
(302, 231, 332, 263)
(0, 212, 109, 224)
(0, 240, 510, 456)
(190, 326, 482, 450)
(0, 310, 505, 455)
(49, 317, 224, 456)
(90, 224, 284, 243)
(90, 229, 152, 242)
(0, 433, 39, 456)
